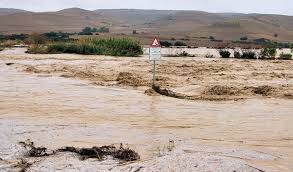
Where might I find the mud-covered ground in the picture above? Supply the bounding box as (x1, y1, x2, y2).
(1, 50, 293, 171)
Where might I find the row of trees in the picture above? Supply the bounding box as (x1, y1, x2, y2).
(78, 26, 110, 35)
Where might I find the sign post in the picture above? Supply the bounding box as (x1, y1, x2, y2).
(149, 37, 161, 87)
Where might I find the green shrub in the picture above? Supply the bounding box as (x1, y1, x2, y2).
(242, 51, 257, 59)
(160, 41, 172, 47)
(98, 26, 110, 33)
(234, 51, 241, 58)
(174, 41, 187, 46)
(0, 47, 4, 51)
(279, 53, 292, 60)
(219, 49, 231, 58)
(259, 47, 277, 59)
(240, 36, 248, 41)
(44, 38, 143, 57)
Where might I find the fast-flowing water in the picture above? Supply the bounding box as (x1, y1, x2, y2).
(0, 59, 293, 171)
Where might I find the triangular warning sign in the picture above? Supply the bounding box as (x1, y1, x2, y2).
(150, 37, 161, 47)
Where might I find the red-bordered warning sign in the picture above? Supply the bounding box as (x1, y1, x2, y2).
(150, 37, 161, 47)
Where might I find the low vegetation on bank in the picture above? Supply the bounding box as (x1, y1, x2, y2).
(219, 46, 292, 60)
(28, 37, 143, 57)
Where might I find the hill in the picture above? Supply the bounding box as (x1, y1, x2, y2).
(0, 8, 27, 16)
(0, 8, 293, 42)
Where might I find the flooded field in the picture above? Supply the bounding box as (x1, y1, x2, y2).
(1, 51, 293, 171)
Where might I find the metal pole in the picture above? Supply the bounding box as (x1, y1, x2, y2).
(152, 60, 156, 87)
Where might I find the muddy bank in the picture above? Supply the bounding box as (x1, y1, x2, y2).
(3, 55, 292, 101)
(147, 84, 290, 101)
(1, 140, 272, 172)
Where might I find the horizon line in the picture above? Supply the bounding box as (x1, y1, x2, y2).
(1, 7, 292, 16)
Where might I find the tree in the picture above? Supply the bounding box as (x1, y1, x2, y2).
(240, 36, 248, 41)
(30, 33, 47, 45)
(98, 26, 110, 33)
(82, 27, 92, 33)
(92, 28, 98, 32)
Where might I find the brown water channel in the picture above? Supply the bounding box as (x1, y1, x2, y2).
(0, 59, 293, 171)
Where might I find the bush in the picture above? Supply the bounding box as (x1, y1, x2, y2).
(219, 49, 231, 58)
(43, 32, 71, 41)
(174, 41, 187, 46)
(241, 51, 257, 59)
(44, 38, 143, 57)
(205, 53, 214, 58)
(0, 40, 19, 47)
(234, 51, 241, 58)
(279, 53, 292, 60)
(160, 41, 172, 47)
(259, 47, 277, 59)
(30, 33, 47, 45)
(27, 44, 47, 54)
(240, 36, 248, 41)
(98, 26, 110, 33)
(0, 47, 4, 51)
(0, 34, 29, 41)
(179, 51, 193, 57)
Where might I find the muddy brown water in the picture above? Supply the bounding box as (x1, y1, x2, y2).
(0, 59, 293, 171)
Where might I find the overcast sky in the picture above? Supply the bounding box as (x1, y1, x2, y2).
(1, 0, 292, 15)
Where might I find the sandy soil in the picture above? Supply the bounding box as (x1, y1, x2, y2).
(1, 51, 293, 171)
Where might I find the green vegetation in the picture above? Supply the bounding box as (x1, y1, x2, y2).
(219, 49, 231, 58)
(234, 51, 241, 58)
(43, 32, 72, 41)
(79, 27, 95, 35)
(29, 38, 143, 57)
(98, 26, 110, 33)
(79, 26, 110, 35)
(0, 34, 29, 41)
(0, 46, 4, 51)
(174, 41, 187, 46)
(259, 46, 277, 59)
(209, 36, 215, 40)
(279, 53, 292, 60)
(160, 41, 173, 47)
(240, 51, 257, 59)
(240, 36, 248, 41)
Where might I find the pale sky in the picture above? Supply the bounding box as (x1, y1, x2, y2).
(0, 0, 292, 15)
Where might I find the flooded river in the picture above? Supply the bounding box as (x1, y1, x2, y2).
(0, 59, 293, 171)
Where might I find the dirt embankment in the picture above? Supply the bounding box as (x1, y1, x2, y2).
(5, 55, 293, 101)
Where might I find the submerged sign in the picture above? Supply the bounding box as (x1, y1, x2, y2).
(149, 37, 161, 61)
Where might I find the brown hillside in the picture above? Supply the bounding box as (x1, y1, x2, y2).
(0, 8, 293, 41)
